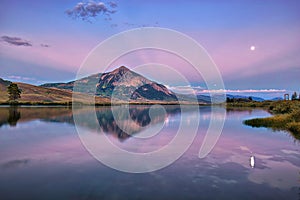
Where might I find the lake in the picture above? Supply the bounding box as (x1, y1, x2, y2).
(0, 105, 299, 200)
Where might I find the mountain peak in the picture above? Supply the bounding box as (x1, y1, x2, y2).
(112, 66, 130, 75)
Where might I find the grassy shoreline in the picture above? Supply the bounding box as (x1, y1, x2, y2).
(239, 100, 300, 139)
(0, 101, 208, 106)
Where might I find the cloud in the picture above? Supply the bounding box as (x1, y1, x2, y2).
(7, 75, 35, 81)
(40, 44, 50, 48)
(1, 159, 30, 169)
(198, 89, 287, 93)
(123, 22, 136, 27)
(166, 85, 204, 94)
(110, 23, 118, 28)
(166, 86, 287, 98)
(1, 35, 32, 46)
(123, 21, 160, 28)
(108, 1, 117, 8)
(66, 1, 117, 22)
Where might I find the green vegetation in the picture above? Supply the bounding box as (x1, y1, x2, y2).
(226, 100, 273, 108)
(7, 83, 22, 104)
(243, 100, 300, 139)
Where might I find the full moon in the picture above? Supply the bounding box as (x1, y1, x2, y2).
(250, 46, 256, 51)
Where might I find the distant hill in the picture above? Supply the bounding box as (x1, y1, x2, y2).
(40, 81, 75, 91)
(226, 94, 264, 102)
(195, 94, 265, 103)
(0, 79, 109, 104)
(270, 97, 283, 101)
(0, 78, 11, 101)
(40, 73, 102, 93)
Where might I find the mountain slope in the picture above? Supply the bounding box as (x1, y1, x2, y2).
(41, 73, 102, 94)
(40, 81, 75, 91)
(96, 66, 177, 101)
(0, 78, 11, 101)
(0, 79, 109, 104)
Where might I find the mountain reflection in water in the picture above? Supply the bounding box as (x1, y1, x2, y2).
(0, 105, 185, 141)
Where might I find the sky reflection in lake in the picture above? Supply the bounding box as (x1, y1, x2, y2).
(0, 106, 299, 200)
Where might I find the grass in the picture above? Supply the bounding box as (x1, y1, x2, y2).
(226, 100, 274, 108)
(0, 82, 111, 105)
(243, 100, 300, 139)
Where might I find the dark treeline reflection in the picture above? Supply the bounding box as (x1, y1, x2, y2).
(7, 106, 20, 127)
(0, 105, 185, 140)
(0, 106, 73, 128)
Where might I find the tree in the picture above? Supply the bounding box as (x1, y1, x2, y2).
(291, 91, 297, 100)
(7, 106, 20, 126)
(7, 83, 21, 102)
(226, 97, 233, 103)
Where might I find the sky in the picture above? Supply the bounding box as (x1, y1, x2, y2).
(0, 0, 299, 99)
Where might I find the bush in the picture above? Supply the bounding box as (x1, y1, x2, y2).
(287, 122, 300, 139)
(244, 107, 300, 138)
(271, 101, 292, 114)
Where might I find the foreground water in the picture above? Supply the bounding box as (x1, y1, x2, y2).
(0, 106, 299, 200)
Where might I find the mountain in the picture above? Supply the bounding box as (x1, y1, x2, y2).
(96, 66, 177, 101)
(197, 94, 213, 103)
(42, 66, 178, 102)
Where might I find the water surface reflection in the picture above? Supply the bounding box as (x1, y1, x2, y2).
(0, 106, 299, 200)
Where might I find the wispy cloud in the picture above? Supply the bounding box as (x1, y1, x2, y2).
(40, 44, 50, 48)
(166, 85, 204, 94)
(1, 159, 30, 169)
(7, 75, 35, 81)
(198, 89, 287, 93)
(1, 35, 32, 47)
(167, 85, 287, 95)
(110, 23, 118, 28)
(123, 21, 159, 28)
(108, 1, 117, 8)
(65, 1, 117, 22)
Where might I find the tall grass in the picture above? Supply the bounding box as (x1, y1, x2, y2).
(244, 101, 300, 139)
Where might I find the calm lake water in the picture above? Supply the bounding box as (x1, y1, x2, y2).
(0, 106, 299, 200)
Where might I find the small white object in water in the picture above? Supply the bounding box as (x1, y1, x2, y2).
(250, 156, 255, 168)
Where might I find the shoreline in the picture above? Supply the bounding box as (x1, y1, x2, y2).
(0, 101, 209, 106)
(241, 100, 300, 139)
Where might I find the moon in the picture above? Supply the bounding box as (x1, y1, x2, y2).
(250, 46, 256, 51)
